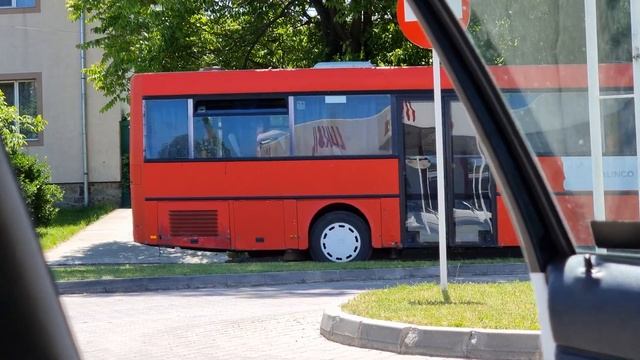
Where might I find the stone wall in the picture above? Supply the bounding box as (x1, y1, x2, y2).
(58, 182, 123, 207)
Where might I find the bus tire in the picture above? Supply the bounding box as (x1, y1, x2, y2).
(309, 211, 372, 262)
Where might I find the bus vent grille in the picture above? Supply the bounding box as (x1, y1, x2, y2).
(169, 210, 219, 237)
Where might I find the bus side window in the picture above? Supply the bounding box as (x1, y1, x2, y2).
(193, 98, 290, 159)
(292, 94, 392, 157)
(144, 99, 189, 160)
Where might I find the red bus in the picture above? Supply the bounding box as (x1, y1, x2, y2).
(130, 63, 634, 261)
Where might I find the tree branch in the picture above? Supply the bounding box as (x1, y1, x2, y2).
(362, 9, 373, 60)
(311, 0, 342, 59)
(242, 0, 299, 68)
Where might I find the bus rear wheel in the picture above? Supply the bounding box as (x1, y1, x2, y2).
(309, 211, 372, 262)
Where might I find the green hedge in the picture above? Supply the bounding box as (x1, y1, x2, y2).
(10, 152, 63, 226)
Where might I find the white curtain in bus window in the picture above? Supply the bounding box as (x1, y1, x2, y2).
(144, 99, 189, 160)
(256, 116, 290, 157)
(293, 95, 392, 156)
(450, 101, 494, 245)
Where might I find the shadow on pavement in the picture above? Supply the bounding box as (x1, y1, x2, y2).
(48, 241, 227, 266)
(64, 280, 403, 300)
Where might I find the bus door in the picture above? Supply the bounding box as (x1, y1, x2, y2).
(447, 99, 496, 246)
(400, 97, 441, 246)
(400, 97, 497, 247)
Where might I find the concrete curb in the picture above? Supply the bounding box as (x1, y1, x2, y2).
(320, 306, 541, 359)
(56, 263, 528, 295)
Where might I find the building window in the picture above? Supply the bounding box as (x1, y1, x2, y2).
(0, 0, 39, 13)
(0, 74, 43, 145)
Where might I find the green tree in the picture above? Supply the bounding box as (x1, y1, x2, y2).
(0, 90, 62, 226)
(0, 91, 46, 154)
(468, 0, 631, 65)
(66, 0, 431, 110)
(67, 0, 633, 109)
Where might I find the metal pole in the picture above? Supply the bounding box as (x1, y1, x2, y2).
(433, 50, 448, 292)
(80, 13, 89, 207)
(585, 0, 606, 221)
(417, 157, 427, 212)
(631, 0, 640, 217)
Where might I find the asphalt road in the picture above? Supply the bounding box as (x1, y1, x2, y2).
(61, 280, 461, 360)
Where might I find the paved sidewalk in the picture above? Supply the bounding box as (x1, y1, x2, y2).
(45, 209, 228, 265)
(62, 280, 456, 360)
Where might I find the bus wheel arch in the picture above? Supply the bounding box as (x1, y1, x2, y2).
(308, 204, 373, 262)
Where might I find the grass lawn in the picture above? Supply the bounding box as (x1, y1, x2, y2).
(342, 281, 538, 330)
(38, 205, 115, 251)
(50, 257, 523, 281)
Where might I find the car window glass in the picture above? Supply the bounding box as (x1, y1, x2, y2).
(465, 1, 638, 254)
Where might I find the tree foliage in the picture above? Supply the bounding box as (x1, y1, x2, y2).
(66, 0, 431, 110)
(469, 0, 631, 65)
(66, 0, 633, 110)
(0, 91, 45, 155)
(10, 152, 63, 226)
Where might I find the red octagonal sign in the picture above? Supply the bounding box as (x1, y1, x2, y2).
(397, 0, 470, 49)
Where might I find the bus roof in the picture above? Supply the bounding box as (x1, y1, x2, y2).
(131, 64, 633, 98)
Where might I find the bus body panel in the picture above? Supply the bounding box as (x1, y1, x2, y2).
(136, 200, 158, 246)
(130, 64, 631, 98)
(555, 194, 639, 247)
(231, 200, 285, 250)
(496, 195, 520, 247)
(157, 201, 231, 250)
(139, 159, 399, 198)
(283, 200, 298, 249)
(133, 159, 399, 249)
(130, 80, 144, 244)
(537, 157, 565, 192)
(138, 197, 391, 251)
(295, 198, 385, 249)
(380, 198, 402, 248)
(530, 157, 639, 246)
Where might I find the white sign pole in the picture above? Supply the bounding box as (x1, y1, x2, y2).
(631, 0, 640, 217)
(433, 50, 448, 292)
(582, 1, 639, 220)
(584, 0, 606, 221)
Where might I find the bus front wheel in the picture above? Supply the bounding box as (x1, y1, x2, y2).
(309, 211, 372, 262)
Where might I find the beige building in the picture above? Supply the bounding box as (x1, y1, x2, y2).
(0, 0, 123, 205)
